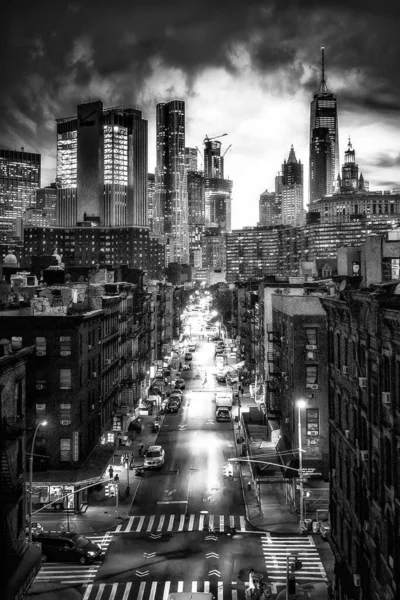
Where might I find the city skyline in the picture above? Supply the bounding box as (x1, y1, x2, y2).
(1, 0, 400, 229)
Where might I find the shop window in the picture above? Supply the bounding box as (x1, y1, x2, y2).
(60, 368, 72, 389)
(60, 438, 71, 462)
(60, 336, 71, 356)
(306, 408, 319, 436)
(36, 336, 47, 356)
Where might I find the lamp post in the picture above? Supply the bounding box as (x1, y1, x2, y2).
(28, 420, 47, 543)
(296, 399, 307, 534)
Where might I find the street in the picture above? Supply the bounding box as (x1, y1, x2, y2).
(27, 317, 268, 600)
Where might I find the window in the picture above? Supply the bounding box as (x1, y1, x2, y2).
(60, 369, 72, 389)
(36, 404, 47, 424)
(60, 438, 71, 462)
(60, 336, 71, 356)
(36, 337, 47, 356)
(60, 404, 72, 425)
(305, 365, 318, 385)
(11, 336, 22, 351)
(305, 327, 317, 347)
(306, 408, 319, 436)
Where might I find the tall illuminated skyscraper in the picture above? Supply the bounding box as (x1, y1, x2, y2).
(0, 148, 41, 241)
(309, 45, 339, 203)
(154, 100, 189, 264)
(56, 101, 148, 227)
(281, 145, 304, 226)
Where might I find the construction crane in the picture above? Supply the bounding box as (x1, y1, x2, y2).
(195, 146, 203, 170)
(203, 133, 228, 144)
(222, 144, 232, 158)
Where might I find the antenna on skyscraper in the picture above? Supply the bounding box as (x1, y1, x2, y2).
(319, 44, 328, 93)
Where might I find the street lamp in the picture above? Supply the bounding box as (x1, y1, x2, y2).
(28, 420, 47, 543)
(296, 399, 307, 534)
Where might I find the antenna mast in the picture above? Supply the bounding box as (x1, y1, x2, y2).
(319, 44, 328, 93)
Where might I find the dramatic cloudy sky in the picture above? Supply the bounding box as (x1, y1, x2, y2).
(1, 0, 400, 228)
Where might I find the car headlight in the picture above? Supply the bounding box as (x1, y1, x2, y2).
(87, 551, 97, 556)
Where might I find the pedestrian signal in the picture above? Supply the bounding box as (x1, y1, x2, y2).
(105, 484, 111, 497)
(110, 484, 116, 497)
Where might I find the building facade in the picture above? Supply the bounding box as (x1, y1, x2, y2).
(259, 190, 282, 227)
(0, 149, 41, 243)
(309, 46, 339, 203)
(281, 145, 304, 227)
(154, 100, 189, 264)
(56, 101, 148, 228)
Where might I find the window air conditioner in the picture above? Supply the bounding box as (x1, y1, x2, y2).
(92, 372, 97, 378)
(60, 420, 70, 426)
(382, 392, 391, 405)
(306, 383, 319, 390)
(342, 366, 349, 375)
(36, 351, 46, 356)
(309, 431, 318, 437)
(359, 377, 367, 388)
(285, 417, 290, 424)
(306, 345, 317, 350)
(353, 574, 361, 587)
(105, 359, 112, 365)
(363, 521, 370, 532)
(345, 430, 350, 439)
(360, 450, 368, 461)
(280, 336, 286, 343)
(36, 384, 45, 390)
(88, 344, 92, 350)
(60, 351, 71, 356)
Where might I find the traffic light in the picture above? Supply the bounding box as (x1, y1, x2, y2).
(104, 484, 111, 497)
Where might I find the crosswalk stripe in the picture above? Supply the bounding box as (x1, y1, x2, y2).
(94, 584, 105, 600)
(218, 581, 223, 600)
(192, 581, 197, 592)
(188, 514, 195, 530)
(147, 515, 154, 532)
(204, 581, 210, 593)
(178, 581, 184, 592)
(220, 515, 224, 531)
(149, 581, 157, 600)
(179, 514, 185, 531)
(109, 583, 118, 600)
(199, 514, 205, 530)
(122, 582, 132, 600)
(138, 581, 146, 600)
(167, 514, 175, 531)
(157, 515, 165, 532)
(209, 514, 214, 530)
(163, 582, 171, 600)
(137, 516, 145, 531)
(240, 517, 246, 531)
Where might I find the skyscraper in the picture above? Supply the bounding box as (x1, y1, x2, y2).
(281, 145, 304, 226)
(204, 140, 224, 179)
(309, 45, 339, 203)
(336, 137, 366, 193)
(259, 189, 282, 227)
(0, 148, 41, 241)
(154, 100, 189, 264)
(184, 147, 198, 172)
(56, 101, 148, 227)
(147, 173, 155, 232)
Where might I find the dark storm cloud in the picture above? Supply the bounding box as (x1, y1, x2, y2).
(1, 0, 400, 183)
(373, 153, 400, 169)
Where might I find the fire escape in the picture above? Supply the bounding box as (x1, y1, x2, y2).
(266, 328, 283, 416)
(1, 415, 25, 561)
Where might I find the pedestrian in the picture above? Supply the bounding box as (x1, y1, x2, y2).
(247, 568, 256, 599)
(189, 362, 192, 370)
(114, 474, 119, 483)
(138, 442, 144, 456)
(108, 466, 114, 479)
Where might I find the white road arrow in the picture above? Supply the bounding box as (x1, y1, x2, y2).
(136, 570, 150, 577)
(149, 533, 162, 539)
(205, 535, 218, 541)
(208, 570, 221, 577)
(206, 552, 220, 558)
(143, 552, 156, 558)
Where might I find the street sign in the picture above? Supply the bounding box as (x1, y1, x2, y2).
(257, 477, 292, 484)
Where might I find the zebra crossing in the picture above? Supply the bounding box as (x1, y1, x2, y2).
(114, 513, 247, 534)
(82, 581, 247, 600)
(30, 533, 112, 586)
(261, 534, 328, 584)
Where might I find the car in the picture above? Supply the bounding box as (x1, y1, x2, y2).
(174, 378, 186, 390)
(226, 374, 238, 385)
(171, 388, 183, 398)
(144, 445, 165, 469)
(35, 532, 102, 564)
(216, 408, 231, 422)
(184, 352, 192, 361)
(188, 344, 196, 352)
(216, 373, 226, 383)
(166, 398, 180, 412)
(182, 364, 191, 371)
(169, 393, 182, 406)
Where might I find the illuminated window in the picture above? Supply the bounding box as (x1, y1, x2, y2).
(60, 369, 72, 389)
(60, 438, 71, 462)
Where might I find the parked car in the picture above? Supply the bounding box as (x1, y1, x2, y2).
(184, 352, 192, 361)
(144, 445, 165, 469)
(188, 344, 196, 352)
(174, 378, 186, 390)
(216, 373, 226, 383)
(35, 532, 102, 564)
(169, 393, 182, 407)
(166, 398, 180, 413)
(171, 389, 183, 398)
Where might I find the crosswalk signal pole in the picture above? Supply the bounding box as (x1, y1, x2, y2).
(115, 481, 119, 517)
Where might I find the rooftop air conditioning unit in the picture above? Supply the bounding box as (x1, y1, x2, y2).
(359, 377, 367, 388)
(306, 345, 317, 350)
(360, 450, 368, 462)
(353, 574, 361, 587)
(342, 366, 349, 375)
(92, 372, 97, 378)
(382, 392, 391, 405)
